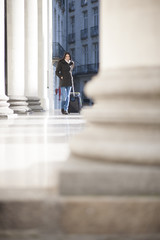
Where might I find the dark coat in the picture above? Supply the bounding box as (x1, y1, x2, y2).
(56, 59, 74, 87)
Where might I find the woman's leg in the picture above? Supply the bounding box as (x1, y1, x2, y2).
(61, 87, 67, 112)
(64, 86, 71, 112)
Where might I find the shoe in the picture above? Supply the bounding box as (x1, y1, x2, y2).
(63, 111, 68, 115)
(61, 109, 64, 114)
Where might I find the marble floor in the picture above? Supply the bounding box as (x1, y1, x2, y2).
(0, 110, 85, 189)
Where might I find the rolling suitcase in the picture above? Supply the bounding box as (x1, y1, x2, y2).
(68, 73, 82, 113)
(68, 92, 82, 113)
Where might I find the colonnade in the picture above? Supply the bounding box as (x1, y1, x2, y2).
(0, 0, 53, 116)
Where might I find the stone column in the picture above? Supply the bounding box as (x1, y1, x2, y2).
(37, 0, 50, 111)
(0, 0, 13, 118)
(59, 0, 160, 237)
(48, 0, 54, 111)
(7, 0, 30, 114)
(25, 0, 43, 111)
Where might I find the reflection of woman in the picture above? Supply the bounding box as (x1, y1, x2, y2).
(56, 52, 74, 115)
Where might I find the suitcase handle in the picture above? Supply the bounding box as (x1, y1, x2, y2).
(70, 70, 75, 97)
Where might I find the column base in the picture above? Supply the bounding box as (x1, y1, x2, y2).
(58, 157, 160, 196)
(40, 97, 49, 111)
(0, 232, 159, 240)
(8, 96, 31, 114)
(0, 189, 159, 236)
(0, 95, 14, 119)
(27, 96, 44, 112)
(57, 157, 160, 236)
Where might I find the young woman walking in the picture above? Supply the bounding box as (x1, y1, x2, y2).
(56, 52, 74, 115)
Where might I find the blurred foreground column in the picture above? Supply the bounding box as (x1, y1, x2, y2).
(59, 0, 160, 237)
(25, 0, 43, 111)
(0, 0, 13, 118)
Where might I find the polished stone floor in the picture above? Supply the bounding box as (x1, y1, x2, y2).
(0, 110, 85, 188)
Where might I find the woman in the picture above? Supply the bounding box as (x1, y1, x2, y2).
(56, 52, 74, 115)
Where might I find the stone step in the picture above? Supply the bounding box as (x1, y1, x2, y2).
(0, 189, 160, 237)
(58, 160, 160, 196)
(0, 231, 160, 240)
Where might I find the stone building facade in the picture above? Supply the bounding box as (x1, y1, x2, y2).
(67, 0, 99, 105)
(53, 0, 99, 109)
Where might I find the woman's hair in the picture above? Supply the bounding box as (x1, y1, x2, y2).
(62, 52, 71, 60)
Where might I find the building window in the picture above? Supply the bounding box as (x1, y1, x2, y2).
(54, 9, 57, 42)
(83, 11, 88, 29)
(80, 11, 88, 40)
(58, 15, 60, 43)
(90, 26, 98, 37)
(93, 7, 98, 26)
(83, 45, 88, 65)
(68, 33, 75, 44)
(61, 0, 65, 11)
(70, 48, 75, 61)
(58, 0, 65, 11)
(81, 29, 88, 40)
(69, 1, 75, 12)
(61, 21, 63, 43)
(92, 42, 99, 64)
(70, 16, 75, 33)
(81, 0, 88, 7)
(90, 7, 99, 37)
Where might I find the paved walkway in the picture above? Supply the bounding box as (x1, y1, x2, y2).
(0, 110, 85, 188)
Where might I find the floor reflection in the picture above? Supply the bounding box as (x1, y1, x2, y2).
(0, 110, 85, 188)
